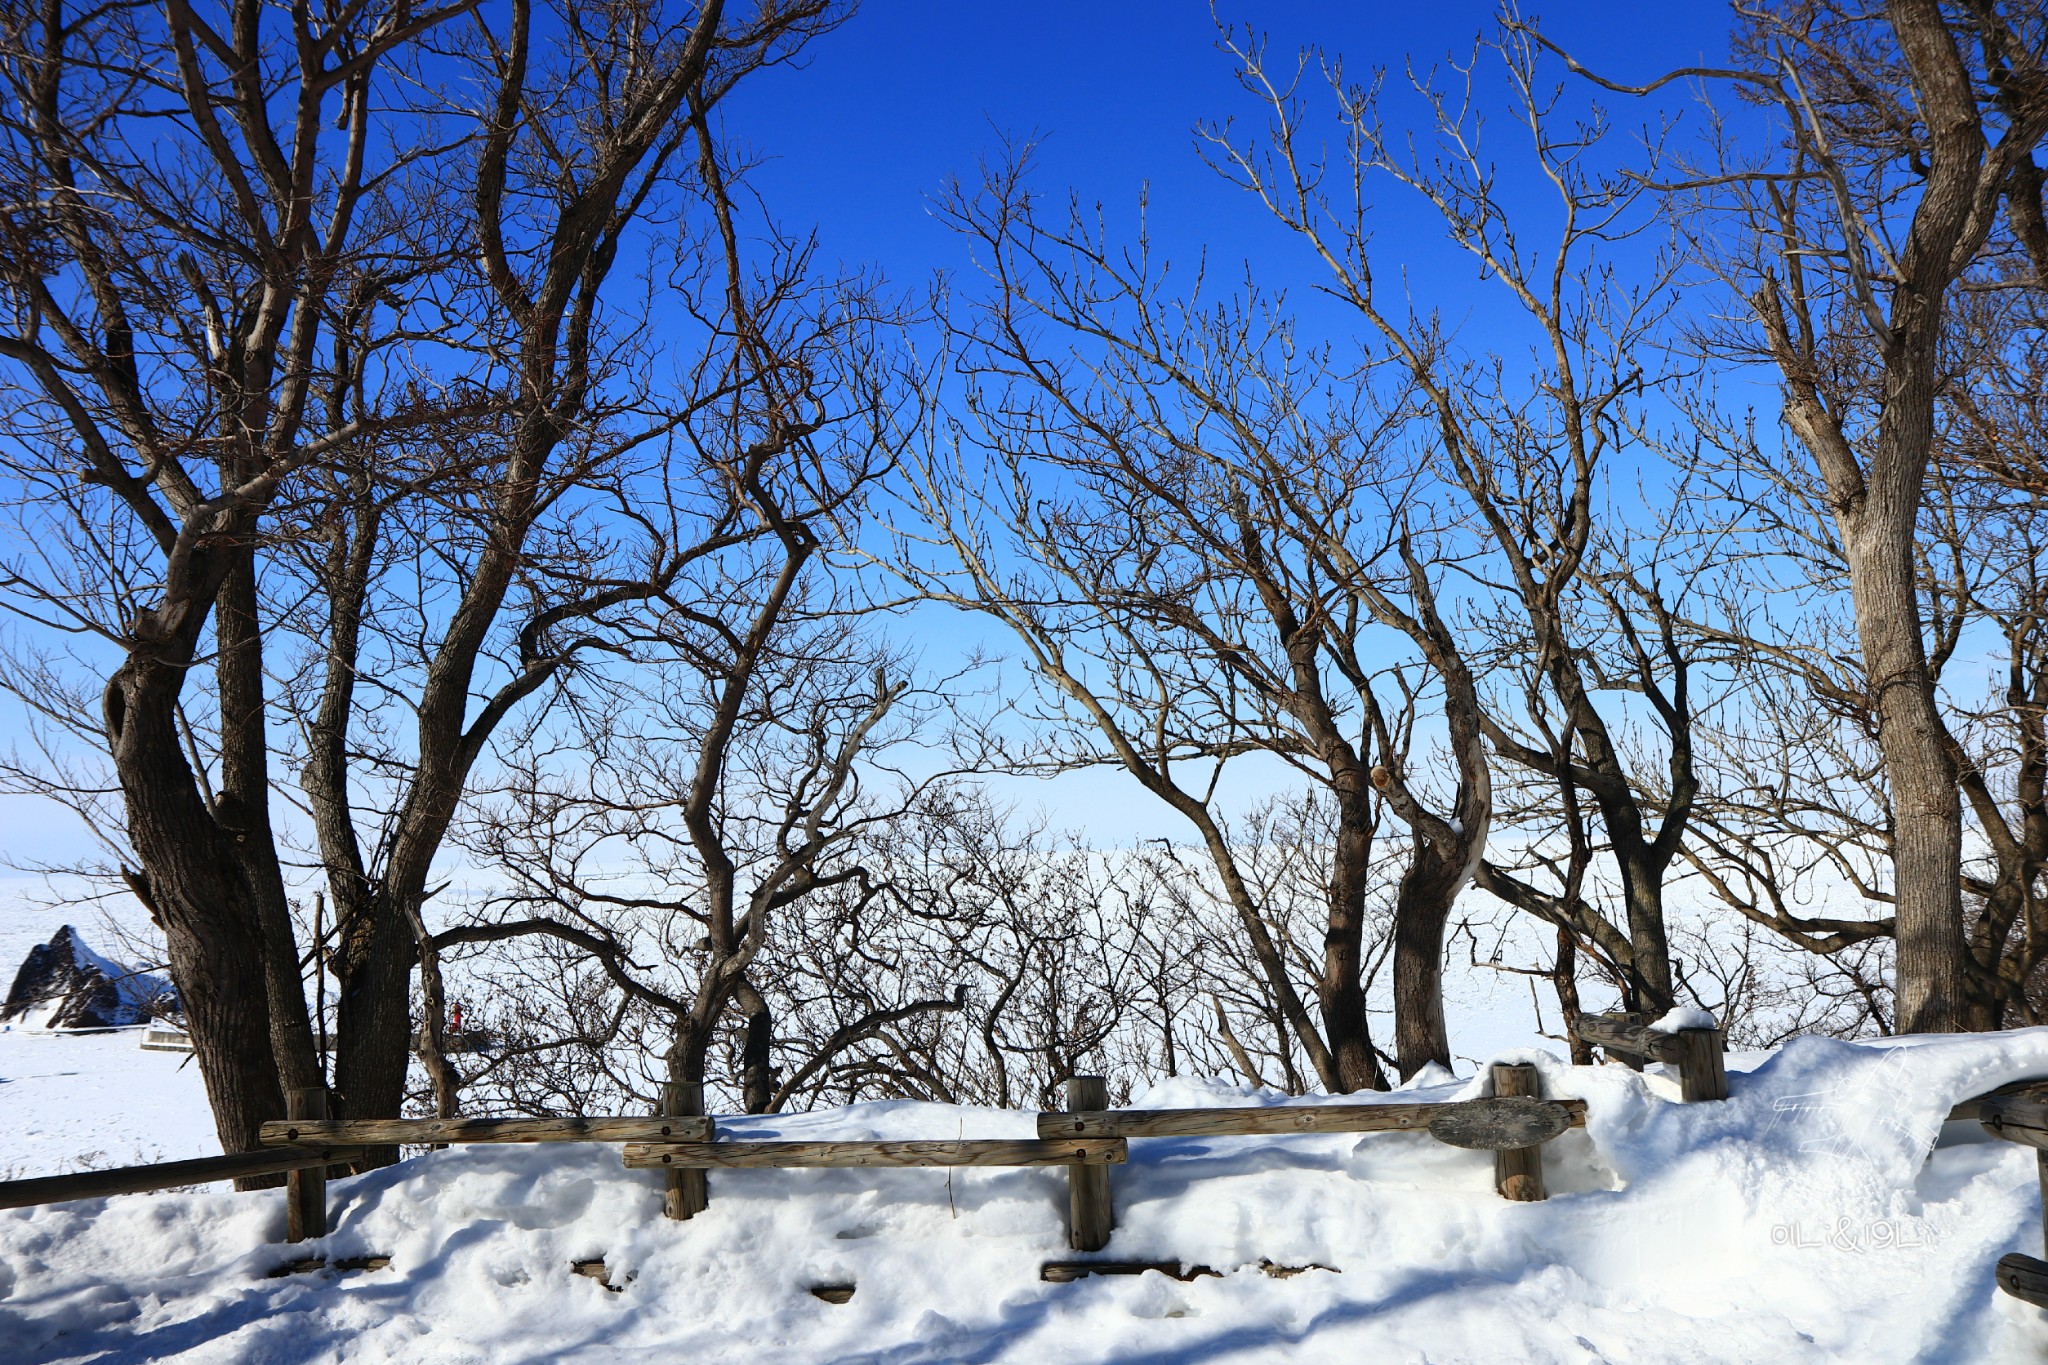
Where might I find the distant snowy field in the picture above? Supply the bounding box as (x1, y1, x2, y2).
(0, 1028, 215, 1180)
(0, 899, 216, 1181)
(6, 1032, 2048, 1362)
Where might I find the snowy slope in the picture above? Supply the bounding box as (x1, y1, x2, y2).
(6, 1033, 2048, 1363)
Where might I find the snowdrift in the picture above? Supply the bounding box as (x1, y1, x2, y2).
(9, 1034, 2048, 1363)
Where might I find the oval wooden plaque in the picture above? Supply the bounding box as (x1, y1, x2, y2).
(1426, 1097, 1571, 1151)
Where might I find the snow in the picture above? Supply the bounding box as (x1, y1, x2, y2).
(0, 902, 215, 1181)
(1648, 1006, 1720, 1034)
(6, 1034, 2048, 1362)
(0, 1026, 218, 1180)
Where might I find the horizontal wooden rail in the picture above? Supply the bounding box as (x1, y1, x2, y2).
(622, 1138, 1128, 1169)
(1951, 1082, 2048, 1127)
(1575, 1015, 1692, 1065)
(2001, 1252, 2048, 1310)
(259, 1116, 712, 1148)
(1982, 1086, 2048, 1310)
(1979, 1091, 2048, 1150)
(1035, 1097, 1588, 1142)
(0, 1146, 364, 1211)
(1575, 1014, 1729, 1102)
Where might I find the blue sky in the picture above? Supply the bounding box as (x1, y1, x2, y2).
(702, 2, 1752, 842)
(0, 2, 1752, 881)
(723, 2, 1739, 302)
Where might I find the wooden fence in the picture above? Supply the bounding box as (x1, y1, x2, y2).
(0, 1062, 1589, 1257)
(14, 1044, 2038, 1292)
(1573, 1013, 1729, 1102)
(1978, 1091, 2048, 1309)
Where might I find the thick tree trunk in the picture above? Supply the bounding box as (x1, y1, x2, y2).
(1842, 482, 1965, 1034)
(214, 555, 323, 1097)
(1616, 850, 1676, 1016)
(106, 657, 284, 1170)
(331, 897, 417, 1164)
(1319, 789, 1390, 1092)
(735, 979, 776, 1114)
(1391, 849, 1457, 1080)
(668, 1017, 713, 1088)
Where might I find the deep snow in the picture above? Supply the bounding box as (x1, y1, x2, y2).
(5, 1033, 2048, 1362)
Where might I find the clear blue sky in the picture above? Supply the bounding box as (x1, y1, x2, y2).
(708, 2, 1749, 843)
(0, 2, 1748, 881)
(724, 2, 1739, 300)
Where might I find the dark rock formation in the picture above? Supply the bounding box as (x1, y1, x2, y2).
(1, 925, 174, 1030)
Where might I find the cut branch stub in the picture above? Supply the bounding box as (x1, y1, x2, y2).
(1426, 1096, 1574, 1151)
(1997, 1253, 2048, 1310)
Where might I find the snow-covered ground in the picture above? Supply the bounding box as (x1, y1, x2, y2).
(5, 1032, 2048, 1362)
(1, 898, 216, 1181)
(0, 1027, 215, 1181)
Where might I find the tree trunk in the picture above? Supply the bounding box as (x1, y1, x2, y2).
(407, 901, 460, 1121)
(1553, 926, 1595, 1065)
(214, 553, 323, 1097)
(1319, 788, 1390, 1091)
(1844, 505, 1965, 1033)
(105, 656, 284, 1173)
(1391, 847, 1457, 1079)
(331, 895, 418, 1165)
(1616, 848, 1676, 1016)
(736, 979, 776, 1114)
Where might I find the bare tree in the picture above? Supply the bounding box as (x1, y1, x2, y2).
(1539, 0, 2048, 1031)
(0, 0, 848, 1161)
(0, 0, 477, 1162)
(1209, 21, 1705, 1017)
(890, 156, 1532, 1088)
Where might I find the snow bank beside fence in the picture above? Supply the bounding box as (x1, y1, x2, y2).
(7, 1033, 2048, 1362)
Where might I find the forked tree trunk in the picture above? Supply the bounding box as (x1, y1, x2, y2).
(106, 654, 285, 1170)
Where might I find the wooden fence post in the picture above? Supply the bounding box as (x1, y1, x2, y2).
(1490, 1063, 1547, 1202)
(662, 1082, 709, 1220)
(285, 1087, 327, 1242)
(1674, 1028, 1729, 1103)
(1064, 1076, 1114, 1251)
